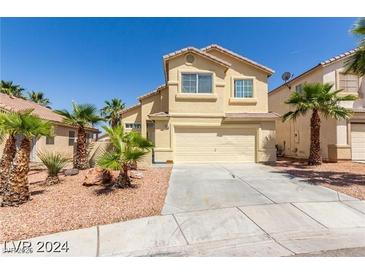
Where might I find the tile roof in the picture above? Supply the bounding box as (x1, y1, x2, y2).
(270, 48, 359, 94)
(0, 93, 64, 122)
(137, 84, 166, 100)
(121, 103, 141, 114)
(201, 44, 274, 74)
(0, 93, 99, 132)
(163, 46, 231, 68)
(320, 48, 359, 65)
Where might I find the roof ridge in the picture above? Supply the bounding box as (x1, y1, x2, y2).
(201, 44, 274, 74)
(270, 47, 359, 94)
(163, 46, 231, 67)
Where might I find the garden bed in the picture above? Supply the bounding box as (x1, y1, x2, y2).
(270, 157, 365, 200)
(0, 166, 172, 242)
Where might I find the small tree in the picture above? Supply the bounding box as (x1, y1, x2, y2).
(100, 98, 125, 127)
(38, 151, 69, 185)
(55, 102, 103, 170)
(0, 112, 24, 196)
(0, 80, 25, 98)
(97, 125, 153, 188)
(283, 83, 357, 165)
(27, 91, 51, 107)
(346, 18, 365, 76)
(2, 110, 53, 206)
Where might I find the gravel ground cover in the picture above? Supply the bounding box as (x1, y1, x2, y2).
(270, 157, 365, 200)
(0, 166, 172, 242)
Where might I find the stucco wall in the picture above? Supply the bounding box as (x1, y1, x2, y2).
(206, 48, 270, 113)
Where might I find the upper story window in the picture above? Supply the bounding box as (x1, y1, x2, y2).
(234, 79, 253, 98)
(125, 123, 141, 129)
(181, 73, 212, 94)
(339, 73, 359, 93)
(295, 84, 303, 93)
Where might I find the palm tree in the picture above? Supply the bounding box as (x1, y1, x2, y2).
(55, 102, 103, 170)
(38, 151, 69, 185)
(346, 18, 365, 76)
(97, 125, 153, 188)
(27, 91, 51, 107)
(0, 80, 25, 98)
(0, 112, 21, 196)
(100, 98, 125, 127)
(1, 111, 53, 206)
(283, 83, 357, 165)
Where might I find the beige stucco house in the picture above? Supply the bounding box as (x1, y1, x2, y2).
(121, 44, 278, 164)
(269, 49, 365, 162)
(0, 93, 99, 162)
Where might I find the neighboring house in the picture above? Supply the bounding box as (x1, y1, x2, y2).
(269, 49, 365, 162)
(121, 44, 278, 163)
(0, 93, 99, 162)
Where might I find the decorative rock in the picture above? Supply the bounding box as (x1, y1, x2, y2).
(130, 171, 143, 179)
(64, 168, 79, 176)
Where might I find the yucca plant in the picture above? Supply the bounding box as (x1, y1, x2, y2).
(38, 151, 69, 185)
(97, 125, 153, 188)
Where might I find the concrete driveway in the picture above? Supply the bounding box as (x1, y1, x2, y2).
(3, 163, 365, 257)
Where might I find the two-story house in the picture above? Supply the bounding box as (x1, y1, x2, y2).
(269, 49, 365, 162)
(121, 44, 278, 164)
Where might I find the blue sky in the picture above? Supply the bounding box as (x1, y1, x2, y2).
(0, 17, 359, 111)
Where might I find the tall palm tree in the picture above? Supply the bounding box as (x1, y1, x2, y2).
(100, 98, 125, 127)
(283, 83, 357, 166)
(97, 125, 153, 188)
(0, 80, 25, 98)
(346, 18, 365, 76)
(0, 112, 22, 196)
(27, 91, 51, 107)
(55, 102, 103, 169)
(1, 111, 53, 206)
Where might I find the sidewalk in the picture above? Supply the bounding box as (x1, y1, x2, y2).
(2, 202, 365, 257)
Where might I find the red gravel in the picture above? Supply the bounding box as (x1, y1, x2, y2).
(269, 157, 365, 200)
(0, 166, 172, 242)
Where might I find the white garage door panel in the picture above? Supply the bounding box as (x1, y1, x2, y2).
(351, 124, 365, 161)
(175, 127, 256, 162)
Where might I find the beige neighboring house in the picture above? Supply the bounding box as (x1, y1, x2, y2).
(0, 93, 99, 162)
(121, 44, 278, 164)
(269, 49, 365, 162)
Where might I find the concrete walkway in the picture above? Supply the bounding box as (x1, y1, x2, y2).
(2, 163, 365, 256)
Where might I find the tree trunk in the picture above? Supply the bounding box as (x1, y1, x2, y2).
(115, 163, 131, 188)
(0, 135, 16, 196)
(74, 126, 89, 170)
(308, 109, 322, 166)
(45, 175, 60, 185)
(2, 137, 31, 206)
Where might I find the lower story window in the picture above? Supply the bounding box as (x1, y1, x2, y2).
(125, 123, 141, 129)
(46, 136, 55, 145)
(234, 79, 253, 98)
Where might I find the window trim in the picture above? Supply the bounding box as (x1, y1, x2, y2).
(68, 131, 76, 146)
(295, 84, 304, 93)
(180, 71, 214, 94)
(231, 77, 255, 99)
(46, 136, 55, 145)
(125, 122, 141, 129)
(336, 71, 360, 93)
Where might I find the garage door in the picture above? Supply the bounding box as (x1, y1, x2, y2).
(351, 123, 365, 161)
(174, 127, 256, 163)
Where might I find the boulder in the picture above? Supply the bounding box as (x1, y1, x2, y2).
(64, 168, 79, 176)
